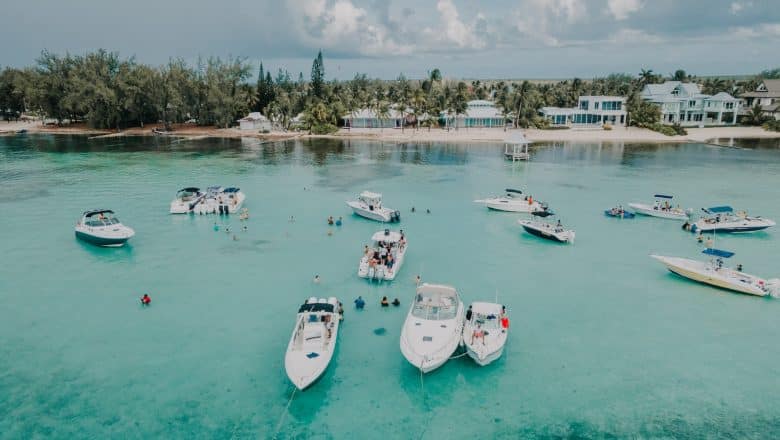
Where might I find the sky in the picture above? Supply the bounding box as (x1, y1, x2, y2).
(1, 0, 779, 80)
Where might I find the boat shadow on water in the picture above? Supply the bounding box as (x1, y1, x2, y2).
(74, 237, 134, 260)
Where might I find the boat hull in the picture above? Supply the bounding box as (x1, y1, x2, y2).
(484, 199, 540, 213)
(692, 219, 775, 233)
(604, 210, 635, 219)
(75, 230, 131, 247)
(466, 344, 504, 367)
(347, 202, 399, 223)
(651, 255, 769, 297)
(519, 221, 574, 243)
(629, 203, 689, 220)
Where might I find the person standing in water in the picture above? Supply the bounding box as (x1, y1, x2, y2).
(140, 294, 151, 306)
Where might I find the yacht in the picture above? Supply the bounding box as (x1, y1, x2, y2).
(74, 209, 135, 247)
(629, 194, 691, 220)
(400, 283, 465, 373)
(651, 249, 780, 297)
(518, 214, 575, 243)
(358, 229, 407, 281)
(690, 206, 775, 233)
(475, 189, 544, 213)
(169, 187, 204, 214)
(346, 191, 400, 223)
(285, 297, 341, 390)
(463, 302, 508, 366)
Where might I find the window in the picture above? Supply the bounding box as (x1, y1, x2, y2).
(725, 102, 734, 110)
(579, 100, 589, 110)
(688, 100, 696, 107)
(595, 102, 599, 109)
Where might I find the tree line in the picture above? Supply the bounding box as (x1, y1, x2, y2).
(1, 50, 778, 133)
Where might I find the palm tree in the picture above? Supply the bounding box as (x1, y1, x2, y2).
(744, 104, 766, 126)
(639, 69, 656, 86)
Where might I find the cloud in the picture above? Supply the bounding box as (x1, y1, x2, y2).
(609, 28, 663, 44)
(433, 0, 487, 49)
(607, 0, 642, 20)
(729, 1, 752, 15)
(513, 0, 587, 46)
(731, 22, 780, 38)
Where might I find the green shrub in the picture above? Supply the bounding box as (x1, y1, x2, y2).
(310, 123, 338, 135)
(763, 120, 780, 132)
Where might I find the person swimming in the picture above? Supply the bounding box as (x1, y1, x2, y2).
(354, 296, 365, 310)
(416, 275, 421, 285)
(313, 275, 320, 283)
(392, 298, 400, 306)
(380, 296, 389, 307)
(140, 294, 151, 306)
(327, 216, 334, 225)
(335, 217, 342, 226)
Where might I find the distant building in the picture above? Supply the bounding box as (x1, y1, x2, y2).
(238, 112, 272, 130)
(640, 81, 740, 126)
(342, 108, 413, 128)
(444, 100, 507, 128)
(739, 79, 780, 120)
(539, 96, 626, 127)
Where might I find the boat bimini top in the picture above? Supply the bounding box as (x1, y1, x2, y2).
(702, 248, 735, 258)
(371, 229, 403, 243)
(702, 206, 733, 215)
(654, 194, 673, 199)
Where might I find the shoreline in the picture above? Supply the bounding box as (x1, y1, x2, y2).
(2, 120, 779, 145)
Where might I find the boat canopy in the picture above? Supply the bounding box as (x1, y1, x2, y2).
(705, 206, 733, 214)
(359, 191, 382, 199)
(505, 188, 523, 194)
(702, 248, 735, 258)
(371, 229, 403, 243)
(298, 302, 335, 314)
(531, 209, 554, 217)
(654, 194, 673, 199)
(223, 187, 240, 193)
(83, 209, 115, 217)
(178, 187, 200, 193)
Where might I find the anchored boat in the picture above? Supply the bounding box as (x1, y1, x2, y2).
(518, 211, 575, 243)
(629, 194, 691, 220)
(194, 186, 246, 215)
(463, 302, 508, 366)
(651, 249, 780, 297)
(400, 284, 465, 373)
(475, 189, 544, 213)
(690, 206, 775, 233)
(170, 187, 204, 214)
(346, 191, 400, 223)
(358, 229, 407, 281)
(604, 206, 635, 219)
(285, 297, 341, 390)
(74, 209, 135, 247)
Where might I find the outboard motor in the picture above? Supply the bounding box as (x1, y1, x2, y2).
(384, 229, 390, 236)
(392, 210, 401, 222)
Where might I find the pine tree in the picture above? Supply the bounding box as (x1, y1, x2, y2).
(310, 50, 325, 99)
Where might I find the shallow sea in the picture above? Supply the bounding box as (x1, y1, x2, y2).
(1, 134, 779, 439)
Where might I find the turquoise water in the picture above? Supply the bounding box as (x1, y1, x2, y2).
(1, 135, 780, 439)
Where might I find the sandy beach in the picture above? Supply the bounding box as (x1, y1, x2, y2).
(2, 119, 779, 144)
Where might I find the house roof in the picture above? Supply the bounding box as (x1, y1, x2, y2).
(642, 81, 702, 100)
(540, 106, 575, 115)
(709, 92, 738, 101)
(238, 112, 268, 122)
(740, 79, 780, 98)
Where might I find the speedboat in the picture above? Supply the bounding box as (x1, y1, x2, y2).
(463, 302, 508, 367)
(474, 189, 544, 213)
(518, 212, 575, 243)
(74, 209, 135, 247)
(194, 186, 223, 215)
(193, 186, 245, 215)
(690, 206, 775, 233)
(629, 194, 691, 220)
(358, 229, 407, 281)
(400, 283, 465, 373)
(220, 187, 246, 213)
(285, 297, 341, 390)
(651, 249, 780, 297)
(346, 191, 400, 223)
(604, 206, 635, 219)
(170, 187, 204, 214)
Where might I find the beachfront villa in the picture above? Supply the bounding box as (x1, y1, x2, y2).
(739, 80, 780, 120)
(342, 108, 413, 129)
(444, 100, 507, 128)
(539, 96, 627, 128)
(640, 81, 740, 126)
(238, 112, 272, 131)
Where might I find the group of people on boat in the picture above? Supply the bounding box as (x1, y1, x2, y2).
(466, 305, 509, 344)
(608, 205, 627, 216)
(364, 231, 405, 271)
(653, 200, 680, 212)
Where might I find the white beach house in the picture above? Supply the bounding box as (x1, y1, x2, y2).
(640, 81, 740, 126)
(739, 79, 780, 120)
(539, 96, 627, 127)
(342, 108, 413, 128)
(444, 100, 508, 128)
(238, 112, 272, 131)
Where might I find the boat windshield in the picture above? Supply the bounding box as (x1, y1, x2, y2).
(84, 214, 120, 227)
(472, 314, 500, 330)
(411, 292, 459, 320)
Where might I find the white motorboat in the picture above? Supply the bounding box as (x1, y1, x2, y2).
(194, 186, 246, 215)
(474, 189, 544, 213)
(74, 209, 135, 247)
(463, 302, 508, 366)
(169, 187, 204, 214)
(629, 194, 691, 220)
(284, 297, 341, 390)
(690, 206, 775, 233)
(651, 249, 780, 297)
(346, 191, 400, 223)
(400, 283, 465, 373)
(358, 229, 407, 281)
(518, 215, 575, 243)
